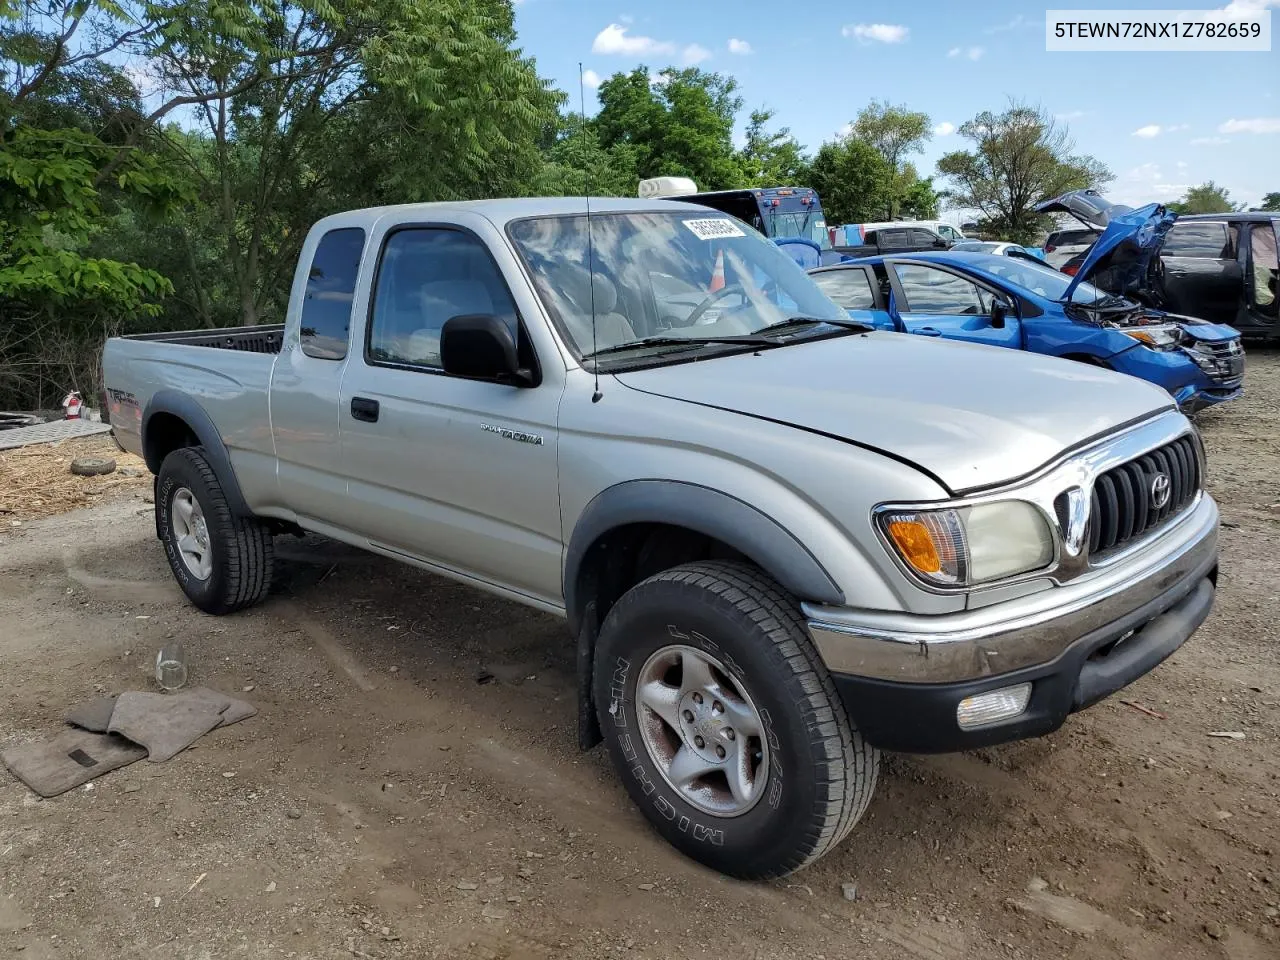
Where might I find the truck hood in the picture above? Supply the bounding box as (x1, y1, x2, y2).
(613, 333, 1173, 494)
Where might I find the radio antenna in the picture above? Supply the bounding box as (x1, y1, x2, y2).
(579, 61, 602, 403)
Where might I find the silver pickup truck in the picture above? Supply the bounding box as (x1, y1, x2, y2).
(102, 198, 1219, 879)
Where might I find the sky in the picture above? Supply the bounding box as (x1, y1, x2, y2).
(512, 0, 1280, 212)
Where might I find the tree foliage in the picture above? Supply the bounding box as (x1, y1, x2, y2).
(739, 108, 808, 187)
(594, 67, 743, 189)
(1167, 181, 1244, 215)
(1258, 192, 1280, 212)
(807, 136, 892, 225)
(936, 101, 1112, 243)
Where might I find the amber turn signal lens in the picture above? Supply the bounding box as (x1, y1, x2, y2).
(885, 520, 942, 574)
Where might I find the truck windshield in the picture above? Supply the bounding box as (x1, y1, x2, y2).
(508, 211, 848, 361)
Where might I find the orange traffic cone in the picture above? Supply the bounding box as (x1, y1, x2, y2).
(708, 249, 725, 292)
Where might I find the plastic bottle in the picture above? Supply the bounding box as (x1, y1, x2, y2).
(155, 642, 189, 691)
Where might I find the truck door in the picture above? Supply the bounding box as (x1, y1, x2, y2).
(337, 221, 563, 606)
(1156, 220, 1241, 324)
(269, 226, 367, 520)
(885, 260, 1021, 349)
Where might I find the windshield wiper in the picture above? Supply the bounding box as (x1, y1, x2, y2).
(581, 334, 772, 361)
(581, 317, 871, 361)
(754, 316, 874, 335)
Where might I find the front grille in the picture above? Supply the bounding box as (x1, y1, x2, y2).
(1086, 435, 1201, 556)
(1186, 339, 1244, 384)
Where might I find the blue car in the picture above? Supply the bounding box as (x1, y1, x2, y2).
(808, 217, 1244, 412)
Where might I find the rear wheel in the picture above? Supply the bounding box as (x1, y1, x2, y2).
(593, 561, 878, 879)
(156, 446, 274, 614)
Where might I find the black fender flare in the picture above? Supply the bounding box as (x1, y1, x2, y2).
(565, 480, 845, 750)
(142, 389, 252, 518)
(564, 480, 845, 635)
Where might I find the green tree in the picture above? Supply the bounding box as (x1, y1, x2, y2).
(808, 137, 893, 225)
(1258, 191, 1280, 212)
(142, 0, 561, 324)
(937, 101, 1112, 243)
(737, 108, 809, 186)
(2, 2, 195, 407)
(532, 117, 640, 197)
(594, 66, 744, 189)
(1167, 181, 1244, 215)
(852, 100, 931, 174)
(898, 164, 940, 219)
(850, 100, 932, 219)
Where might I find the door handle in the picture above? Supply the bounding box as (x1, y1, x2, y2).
(350, 397, 380, 423)
(917, 327, 943, 337)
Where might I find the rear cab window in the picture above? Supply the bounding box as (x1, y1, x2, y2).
(300, 228, 366, 360)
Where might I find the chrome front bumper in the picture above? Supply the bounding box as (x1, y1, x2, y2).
(806, 493, 1219, 684)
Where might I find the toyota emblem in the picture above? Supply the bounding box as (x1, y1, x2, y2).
(1150, 472, 1171, 509)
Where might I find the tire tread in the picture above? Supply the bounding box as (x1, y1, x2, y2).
(160, 447, 273, 614)
(605, 560, 878, 879)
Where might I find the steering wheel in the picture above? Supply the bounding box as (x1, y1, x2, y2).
(682, 283, 747, 327)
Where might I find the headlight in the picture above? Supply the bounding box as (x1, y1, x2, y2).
(877, 501, 1055, 588)
(1120, 323, 1182, 350)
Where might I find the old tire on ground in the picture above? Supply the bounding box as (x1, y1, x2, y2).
(156, 446, 274, 615)
(593, 560, 878, 879)
(69, 456, 116, 476)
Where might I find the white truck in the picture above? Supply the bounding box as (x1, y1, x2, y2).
(102, 197, 1219, 879)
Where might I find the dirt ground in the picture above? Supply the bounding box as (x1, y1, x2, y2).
(1, 351, 1277, 960)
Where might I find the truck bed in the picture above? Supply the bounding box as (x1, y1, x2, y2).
(123, 324, 284, 355)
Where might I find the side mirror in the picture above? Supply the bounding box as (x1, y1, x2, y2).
(440, 314, 534, 385)
(934, 237, 949, 249)
(990, 300, 1009, 328)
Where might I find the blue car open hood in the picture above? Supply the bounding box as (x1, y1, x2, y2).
(1061, 202, 1176, 303)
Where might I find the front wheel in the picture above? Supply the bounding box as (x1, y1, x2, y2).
(593, 561, 879, 879)
(156, 446, 274, 615)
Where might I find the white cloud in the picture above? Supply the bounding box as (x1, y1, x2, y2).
(985, 13, 1039, 32)
(842, 23, 909, 44)
(838, 122, 855, 138)
(1133, 122, 1190, 137)
(1220, 1, 1279, 14)
(681, 43, 711, 65)
(934, 121, 956, 136)
(581, 69, 602, 89)
(592, 23, 675, 56)
(1176, 160, 1188, 168)
(648, 71, 670, 87)
(947, 45, 984, 60)
(727, 37, 752, 55)
(1054, 110, 1087, 121)
(1191, 135, 1231, 145)
(1218, 117, 1280, 134)
(619, 13, 634, 24)
(1113, 163, 1192, 205)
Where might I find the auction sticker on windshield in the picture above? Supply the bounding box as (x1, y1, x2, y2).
(683, 218, 746, 241)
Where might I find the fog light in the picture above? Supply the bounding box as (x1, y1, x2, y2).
(956, 683, 1032, 730)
